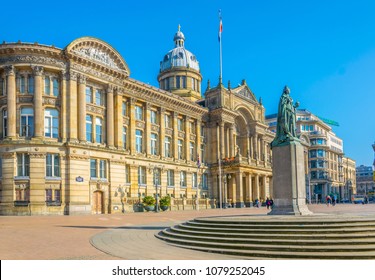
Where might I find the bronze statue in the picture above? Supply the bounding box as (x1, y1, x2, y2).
(271, 86, 300, 147)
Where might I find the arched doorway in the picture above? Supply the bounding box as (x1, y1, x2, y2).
(93, 191, 104, 214)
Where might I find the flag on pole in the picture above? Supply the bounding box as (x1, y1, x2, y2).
(218, 9, 223, 42)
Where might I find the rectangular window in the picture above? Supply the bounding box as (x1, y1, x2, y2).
(182, 76, 186, 88)
(192, 172, 197, 188)
(19, 76, 25, 94)
(95, 117, 102, 143)
(86, 115, 93, 142)
(46, 154, 60, 177)
(44, 76, 50, 95)
(165, 136, 171, 157)
(153, 168, 161, 186)
(202, 173, 208, 190)
(180, 171, 186, 187)
(167, 170, 174, 187)
(122, 126, 127, 149)
(138, 166, 146, 185)
(86, 86, 93, 103)
(200, 144, 205, 163)
(44, 109, 59, 138)
(17, 153, 30, 177)
(3, 110, 7, 138)
(20, 107, 34, 137)
(125, 165, 130, 184)
(122, 101, 127, 116)
(150, 133, 158, 155)
(99, 160, 106, 179)
(177, 118, 184, 131)
(190, 122, 196, 134)
(136, 129, 143, 153)
(135, 106, 143, 120)
(178, 139, 184, 159)
(52, 78, 59, 97)
(90, 159, 97, 178)
(28, 75, 34, 94)
(0, 78, 4, 95)
(190, 142, 195, 161)
(95, 89, 103, 106)
(176, 76, 181, 88)
(165, 114, 171, 128)
(150, 110, 157, 124)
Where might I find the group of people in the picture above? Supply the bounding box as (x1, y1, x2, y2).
(325, 194, 338, 206)
(254, 198, 274, 209)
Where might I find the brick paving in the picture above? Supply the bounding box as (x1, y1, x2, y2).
(1, 204, 375, 260)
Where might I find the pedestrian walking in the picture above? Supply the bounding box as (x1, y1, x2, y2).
(326, 195, 331, 206)
(266, 197, 271, 209)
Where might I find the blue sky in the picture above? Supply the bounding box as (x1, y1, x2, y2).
(2, 0, 375, 166)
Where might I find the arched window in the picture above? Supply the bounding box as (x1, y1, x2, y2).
(44, 108, 59, 138)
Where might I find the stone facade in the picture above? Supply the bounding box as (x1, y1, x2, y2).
(0, 34, 272, 215)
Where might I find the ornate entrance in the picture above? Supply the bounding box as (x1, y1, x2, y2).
(93, 191, 104, 214)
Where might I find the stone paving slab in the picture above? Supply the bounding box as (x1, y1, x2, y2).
(1, 204, 375, 260)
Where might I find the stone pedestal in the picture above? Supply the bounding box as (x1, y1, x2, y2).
(268, 141, 312, 215)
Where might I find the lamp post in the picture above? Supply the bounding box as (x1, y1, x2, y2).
(223, 173, 231, 208)
(154, 166, 159, 213)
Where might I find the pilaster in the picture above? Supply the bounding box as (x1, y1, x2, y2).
(159, 108, 166, 157)
(77, 74, 87, 142)
(106, 84, 114, 147)
(68, 71, 78, 141)
(32, 66, 44, 138)
(114, 88, 123, 148)
(5, 66, 16, 138)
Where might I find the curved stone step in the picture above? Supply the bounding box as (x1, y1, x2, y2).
(159, 240, 375, 259)
(169, 226, 375, 240)
(156, 232, 375, 253)
(163, 228, 375, 245)
(156, 216, 375, 259)
(178, 223, 375, 235)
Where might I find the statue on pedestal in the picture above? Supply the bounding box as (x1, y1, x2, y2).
(271, 86, 300, 147)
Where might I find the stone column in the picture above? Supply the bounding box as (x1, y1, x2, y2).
(145, 103, 151, 155)
(229, 125, 234, 157)
(173, 112, 178, 159)
(255, 174, 260, 200)
(159, 108, 166, 157)
(60, 71, 67, 141)
(5, 66, 16, 138)
(250, 135, 253, 159)
(185, 116, 190, 161)
(68, 71, 78, 141)
(32, 66, 44, 138)
(106, 85, 114, 148)
(220, 122, 225, 159)
(129, 98, 136, 154)
(77, 74, 87, 142)
(262, 175, 267, 198)
(114, 88, 123, 148)
(236, 171, 244, 208)
(246, 173, 253, 206)
(196, 120, 201, 160)
(254, 134, 258, 160)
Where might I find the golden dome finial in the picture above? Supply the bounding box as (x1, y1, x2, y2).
(178, 24, 181, 32)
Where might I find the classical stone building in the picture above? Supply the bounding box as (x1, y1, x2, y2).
(0, 28, 272, 215)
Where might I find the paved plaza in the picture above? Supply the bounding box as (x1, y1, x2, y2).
(1, 204, 375, 260)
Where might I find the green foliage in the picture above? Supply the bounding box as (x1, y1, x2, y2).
(159, 196, 171, 207)
(142, 195, 155, 206)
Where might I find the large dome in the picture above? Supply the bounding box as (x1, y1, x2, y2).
(160, 27, 200, 72)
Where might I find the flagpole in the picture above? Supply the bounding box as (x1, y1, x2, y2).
(219, 10, 223, 82)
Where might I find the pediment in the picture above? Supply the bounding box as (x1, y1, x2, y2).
(234, 85, 257, 102)
(65, 37, 130, 76)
